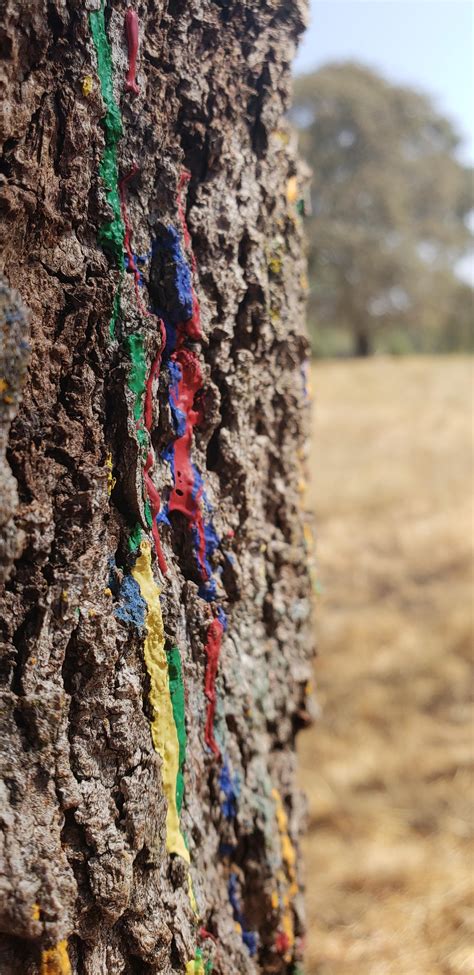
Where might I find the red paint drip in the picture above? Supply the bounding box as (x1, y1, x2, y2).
(124, 9, 140, 95)
(144, 451, 168, 575)
(144, 321, 166, 432)
(204, 617, 224, 757)
(162, 173, 207, 573)
(168, 348, 202, 513)
(167, 343, 208, 578)
(143, 331, 167, 573)
(199, 928, 217, 944)
(275, 932, 291, 955)
(173, 289, 201, 344)
(173, 173, 226, 752)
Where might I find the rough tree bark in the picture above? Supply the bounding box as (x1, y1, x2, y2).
(0, 1, 313, 973)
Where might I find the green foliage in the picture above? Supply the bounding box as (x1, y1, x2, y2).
(292, 63, 473, 356)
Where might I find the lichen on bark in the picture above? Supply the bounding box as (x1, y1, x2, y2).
(0, 1, 314, 973)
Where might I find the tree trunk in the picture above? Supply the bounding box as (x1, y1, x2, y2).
(0, 2, 313, 973)
(355, 330, 371, 357)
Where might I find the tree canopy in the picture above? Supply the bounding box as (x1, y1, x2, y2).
(292, 63, 473, 355)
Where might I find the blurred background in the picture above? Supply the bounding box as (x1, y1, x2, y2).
(291, 2, 474, 973)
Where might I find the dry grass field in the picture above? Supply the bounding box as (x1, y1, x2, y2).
(299, 357, 473, 975)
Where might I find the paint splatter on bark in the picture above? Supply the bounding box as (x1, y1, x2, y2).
(0, 0, 314, 972)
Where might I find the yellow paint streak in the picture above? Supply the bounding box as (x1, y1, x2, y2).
(273, 129, 290, 146)
(132, 541, 189, 863)
(31, 902, 41, 920)
(287, 176, 298, 204)
(186, 873, 198, 916)
(273, 788, 298, 895)
(0, 378, 8, 392)
(272, 788, 298, 958)
(105, 452, 116, 496)
(82, 75, 94, 96)
(268, 254, 282, 275)
(40, 941, 71, 975)
(185, 957, 205, 975)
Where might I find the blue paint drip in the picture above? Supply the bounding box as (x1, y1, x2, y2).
(115, 575, 147, 631)
(124, 255, 143, 286)
(219, 759, 240, 819)
(172, 406, 186, 437)
(124, 248, 151, 270)
(152, 225, 194, 324)
(228, 873, 258, 956)
(197, 520, 224, 600)
(191, 465, 205, 504)
(204, 521, 221, 561)
(156, 503, 171, 527)
(161, 442, 175, 476)
(162, 316, 178, 359)
(191, 474, 224, 590)
(198, 578, 218, 602)
(169, 360, 186, 436)
(169, 359, 181, 392)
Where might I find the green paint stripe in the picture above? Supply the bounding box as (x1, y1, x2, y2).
(89, 2, 125, 269)
(166, 645, 187, 813)
(125, 333, 147, 423)
(144, 498, 153, 528)
(128, 522, 143, 552)
(89, 7, 150, 537)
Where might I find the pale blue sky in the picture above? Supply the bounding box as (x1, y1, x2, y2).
(293, 0, 474, 163)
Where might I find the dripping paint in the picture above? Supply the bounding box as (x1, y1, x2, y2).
(124, 8, 140, 95)
(40, 941, 71, 975)
(131, 541, 189, 862)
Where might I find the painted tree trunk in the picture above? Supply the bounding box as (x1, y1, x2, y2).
(0, 2, 313, 973)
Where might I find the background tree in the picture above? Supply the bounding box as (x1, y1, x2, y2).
(292, 62, 473, 356)
(0, 2, 313, 973)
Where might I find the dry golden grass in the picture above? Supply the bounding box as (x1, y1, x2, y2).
(299, 357, 474, 975)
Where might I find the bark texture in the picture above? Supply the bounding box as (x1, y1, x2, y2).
(0, 1, 313, 973)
